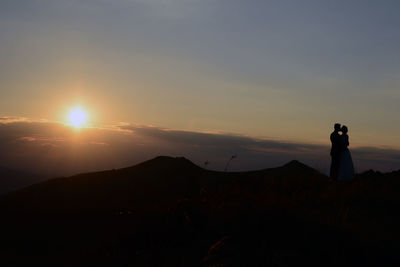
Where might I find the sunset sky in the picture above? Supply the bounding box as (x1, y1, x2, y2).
(1, 0, 400, 175)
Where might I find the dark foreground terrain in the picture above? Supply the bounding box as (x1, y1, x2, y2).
(1, 156, 400, 266)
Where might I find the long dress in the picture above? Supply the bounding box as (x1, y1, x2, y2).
(337, 134, 355, 181)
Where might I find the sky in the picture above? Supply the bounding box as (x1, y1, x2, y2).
(1, 117, 399, 178)
(1, 0, 400, 175)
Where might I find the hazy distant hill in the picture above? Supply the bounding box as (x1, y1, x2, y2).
(0, 166, 43, 195)
(0, 156, 400, 266)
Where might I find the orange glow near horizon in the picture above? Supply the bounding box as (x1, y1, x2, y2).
(68, 107, 88, 128)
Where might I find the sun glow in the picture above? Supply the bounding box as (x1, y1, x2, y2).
(68, 107, 88, 128)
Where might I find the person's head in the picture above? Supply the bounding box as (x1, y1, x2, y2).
(334, 123, 341, 131)
(341, 125, 348, 134)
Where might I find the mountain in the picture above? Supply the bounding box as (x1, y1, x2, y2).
(0, 156, 399, 266)
(0, 166, 43, 195)
(0, 157, 327, 215)
(0, 156, 212, 215)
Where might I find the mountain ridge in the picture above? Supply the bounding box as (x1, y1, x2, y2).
(0, 156, 324, 216)
(1, 156, 400, 266)
(3, 156, 398, 199)
(0, 166, 43, 195)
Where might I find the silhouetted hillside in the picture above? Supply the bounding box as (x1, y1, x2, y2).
(0, 156, 400, 266)
(0, 167, 43, 195)
(0, 156, 211, 215)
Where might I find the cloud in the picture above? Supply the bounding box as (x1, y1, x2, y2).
(16, 136, 36, 142)
(0, 119, 399, 177)
(0, 116, 29, 123)
(120, 124, 327, 157)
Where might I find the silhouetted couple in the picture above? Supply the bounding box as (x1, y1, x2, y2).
(330, 123, 355, 181)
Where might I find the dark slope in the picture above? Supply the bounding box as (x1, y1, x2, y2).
(0, 156, 400, 266)
(0, 166, 43, 195)
(0, 156, 209, 215)
(0, 157, 325, 216)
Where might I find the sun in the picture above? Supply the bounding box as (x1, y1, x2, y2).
(68, 107, 88, 128)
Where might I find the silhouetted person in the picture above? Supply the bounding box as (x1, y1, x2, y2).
(330, 123, 341, 180)
(337, 125, 355, 181)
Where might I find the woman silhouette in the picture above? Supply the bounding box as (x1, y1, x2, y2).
(337, 125, 355, 181)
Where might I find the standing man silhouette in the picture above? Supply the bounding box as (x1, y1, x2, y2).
(330, 123, 341, 180)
